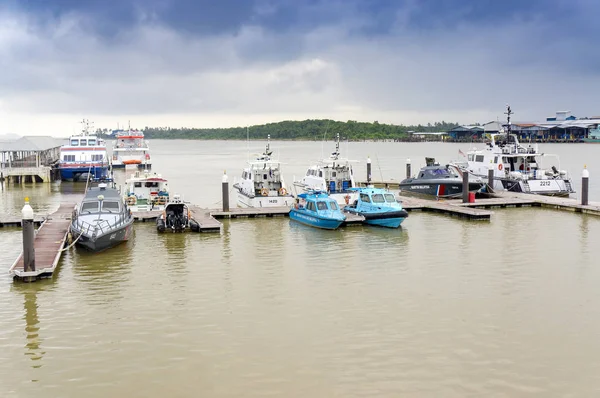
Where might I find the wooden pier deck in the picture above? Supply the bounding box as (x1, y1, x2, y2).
(398, 195, 493, 220)
(188, 206, 223, 232)
(0, 216, 45, 228)
(9, 202, 76, 280)
(210, 206, 291, 218)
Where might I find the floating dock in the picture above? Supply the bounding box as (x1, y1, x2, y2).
(9, 202, 76, 281)
(398, 195, 493, 220)
(0, 216, 45, 228)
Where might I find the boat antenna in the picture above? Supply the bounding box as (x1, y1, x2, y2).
(321, 120, 330, 160)
(375, 153, 384, 183)
(504, 104, 513, 140)
(246, 126, 249, 162)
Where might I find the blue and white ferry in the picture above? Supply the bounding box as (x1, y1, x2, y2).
(343, 187, 409, 228)
(59, 120, 109, 181)
(289, 190, 346, 230)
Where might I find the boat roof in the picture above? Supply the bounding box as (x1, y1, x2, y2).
(84, 186, 121, 201)
(297, 190, 331, 200)
(349, 187, 391, 194)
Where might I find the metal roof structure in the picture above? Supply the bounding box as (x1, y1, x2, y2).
(0, 136, 66, 152)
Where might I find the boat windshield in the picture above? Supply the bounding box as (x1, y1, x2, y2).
(372, 194, 385, 203)
(317, 201, 328, 210)
(329, 202, 339, 210)
(384, 194, 396, 203)
(102, 201, 120, 212)
(422, 168, 455, 178)
(81, 202, 98, 213)
(360, 193, 370, 203)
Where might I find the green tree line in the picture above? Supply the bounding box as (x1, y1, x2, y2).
(97, 119, 458, 140)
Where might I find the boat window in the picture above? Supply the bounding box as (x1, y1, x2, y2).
(91, 154, 103, 161)
(80, 139, 87, 147)
(102, 201, 120, 212)
(332, 172, 336, 177)
(319, 170, 323, 177)
(306, 201, 316, 212)
(88, 139, 96, 146)
(81, 202, 98, 212)
(329, 202, 339, 210)
(494, 156, 498, 164)
(360, 193, 370, 203)
(263, 174, 268, 180)
(468, 154, 474, 161)
(63, 155, 75, 162)
(384, 194, 396, 203)
(475, 155, 484, 162)
(317, 201, 328, 210)
(70, 139, 79, 146)
(145, 182, 159, 188)
(372, 194, 385, 203)
(134, 182, 142, 188)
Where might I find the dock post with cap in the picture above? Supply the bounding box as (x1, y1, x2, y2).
(22, 197, 36, 282)
(222, 171, 229, 212)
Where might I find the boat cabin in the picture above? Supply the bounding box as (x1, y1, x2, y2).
(296, 192, 340, 212)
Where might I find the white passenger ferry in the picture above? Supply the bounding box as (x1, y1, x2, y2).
(111, 128, 151, 168)
(59, 120, 109, 181)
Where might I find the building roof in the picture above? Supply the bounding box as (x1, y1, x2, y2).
(0, 136, 65, 152)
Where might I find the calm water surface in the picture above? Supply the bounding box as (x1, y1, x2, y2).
(1, 140, 600, 397)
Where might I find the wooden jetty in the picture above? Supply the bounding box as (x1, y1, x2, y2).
(210, 206, 290, 219)
(0, 215, 45, 228)
(188, 206, 223, 232)
(398, 195, 493, 220)
(9, 202, 76, 280)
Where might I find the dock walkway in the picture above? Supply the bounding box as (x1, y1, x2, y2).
(399, 195, 493, 220)
(9, 202, 76, 280)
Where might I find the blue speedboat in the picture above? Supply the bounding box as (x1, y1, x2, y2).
(344, 187, 408, 228)
(290, 191, 346, 230)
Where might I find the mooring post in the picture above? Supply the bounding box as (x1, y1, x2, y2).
(582, 165, 589, 206)
(487, 165, 495, 193)
(222, 171, 229, 212)
(462, 170, 469, 203)
(22, 197, 36, 281)
(367, 157, 372, 184)
(406, 158, 411, 179)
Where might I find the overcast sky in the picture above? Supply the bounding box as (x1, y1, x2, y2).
(1, 0, 598, 136)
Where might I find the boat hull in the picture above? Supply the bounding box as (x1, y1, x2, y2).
(399, 182, 484, 198)
(60, 166, 108, 181)
(582, 138, 600, 143)
(236, 190, 293, 208)
(72, 222, 133, 252)
(112, 162, 152, 169)
(289, 209, 344, 230)
(346, 209, 409, 228)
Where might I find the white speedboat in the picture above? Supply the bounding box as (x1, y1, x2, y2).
(124, 169, 169, 212)
(233, 135, 294, 208)
(59, 119, 109, 181)
(293, 133, 358, 205)
(456, 106, 574, 197)
(111, 128, 151, 168)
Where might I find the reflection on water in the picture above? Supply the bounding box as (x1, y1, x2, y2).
(71, 236, 135, 306)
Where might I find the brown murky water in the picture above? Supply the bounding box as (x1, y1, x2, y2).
(1, 140, 600, 397)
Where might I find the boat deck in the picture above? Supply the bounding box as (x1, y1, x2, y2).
(399, 195, 492, 220)
(9, 202, 76, 281)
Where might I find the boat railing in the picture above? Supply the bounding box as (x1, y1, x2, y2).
(73, 212, 131, 238)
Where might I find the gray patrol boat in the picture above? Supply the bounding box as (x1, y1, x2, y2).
(70, 183, 134, 252)
(399, 158, 485, 198)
